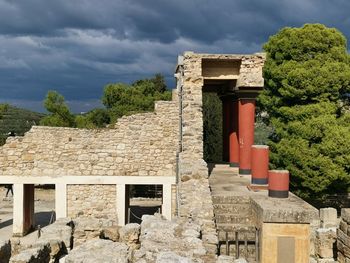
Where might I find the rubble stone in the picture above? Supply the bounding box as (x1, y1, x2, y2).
(64, 239, 129, 263)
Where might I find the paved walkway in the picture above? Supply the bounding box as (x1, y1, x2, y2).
(208, 164, 266, 197)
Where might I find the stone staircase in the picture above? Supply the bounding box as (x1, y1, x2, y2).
(208, 164, 257, 261)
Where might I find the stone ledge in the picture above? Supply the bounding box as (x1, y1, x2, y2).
(251, 193, 318, 224)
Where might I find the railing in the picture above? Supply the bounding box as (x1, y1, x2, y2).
(218, 228, 260, 262)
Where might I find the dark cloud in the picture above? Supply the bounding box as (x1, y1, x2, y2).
(0, 0, 349, 112)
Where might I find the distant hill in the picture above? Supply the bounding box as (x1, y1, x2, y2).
(0, 104, 45, 145)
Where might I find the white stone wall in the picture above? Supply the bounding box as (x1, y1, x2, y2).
(67, 184, 117, 221)
(0, 101, 179, 177)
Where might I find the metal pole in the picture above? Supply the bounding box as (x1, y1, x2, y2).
(226, 231, 229, 255)
(235, 231, 239, 259)
(255, 229, 259, 262)
(244, 232, 248, 259)
(127, 208, 131, 223)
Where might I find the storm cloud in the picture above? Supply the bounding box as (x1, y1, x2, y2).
(0, 0, 349, 112)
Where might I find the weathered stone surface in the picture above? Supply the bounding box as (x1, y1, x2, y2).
(133, 214, 207, 262)
(10, 218, 73, 262)
(10, 243, 50, 263)
(251, 193, 319, 223)
(119, 223, 140, 250)
(216, 255, 234, 262)
(73, 217, 116, 247)
(320, 208, 338, 228)
(101, 226, 119, 242)
(0, 239, 11, 263)
(64, 239, 128, 263)
(342, 209, 350, 224)
(155, 252, 192, 263)
(315, 228, 336, 259)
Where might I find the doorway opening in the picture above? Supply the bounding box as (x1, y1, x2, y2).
(125, 185, 162, 224)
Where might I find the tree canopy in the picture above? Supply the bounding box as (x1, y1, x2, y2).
(40, 90, 76, 127)
(102, 74, 171, 123)
(259, 24, 350, 199)
(40, 74, 171, 128)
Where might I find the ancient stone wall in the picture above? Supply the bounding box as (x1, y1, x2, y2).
(67, 185, 117, 221)
(337, 208, 350, 263)
(0, 101, 179, 177)
(175, 52, 265, 259)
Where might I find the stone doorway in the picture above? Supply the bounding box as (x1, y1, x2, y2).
(125, 185, 162, 224)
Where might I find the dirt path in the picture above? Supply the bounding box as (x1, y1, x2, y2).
(0, 186, 55, 241)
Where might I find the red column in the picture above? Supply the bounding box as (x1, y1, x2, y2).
(238, 99, 256, 175)
(229, 100, 239, 167)
(222, 98, 230, 162)
(251, 145, 269, 184)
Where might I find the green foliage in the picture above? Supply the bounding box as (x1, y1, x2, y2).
(203, 93, 223, 162)
(76, 109, 110, 129)
(259, 23, 350, 199)
(0, 104, 45, 145)
(40, 91, 75, 127)
(102, 74, 171, 123)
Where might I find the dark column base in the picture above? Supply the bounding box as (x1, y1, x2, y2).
(239, 168, 251, 175)
(268, 190, 289, 198)
(251, 178, 268, 185)
(229, 162, 239, 167)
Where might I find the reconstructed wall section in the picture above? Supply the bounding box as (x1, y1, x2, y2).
(67, 184, 117, 220)
(175, 52, 265, 260)
(0, 101, 179, 177)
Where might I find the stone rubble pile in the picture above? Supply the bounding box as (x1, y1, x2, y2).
(0, 213, 251, 263)
(9, 218, 73, 263)
(72, 217, 117, 247)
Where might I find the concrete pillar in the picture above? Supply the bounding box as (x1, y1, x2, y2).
(229, 99, 239, 167)
(55, 183, 67, 219)
(222, 98, 230, 162)
(238, 98, 256, 175)
(162, 184, 172, 220)
(116, 184, 126, 226)
(13, 184, 34, 236)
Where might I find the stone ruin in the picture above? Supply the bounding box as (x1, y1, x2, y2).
(0, 51, 345, 262)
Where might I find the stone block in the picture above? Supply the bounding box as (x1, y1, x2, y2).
(320, 208, 338, 228)
(338, 228, 350, 248)
(337, 240, 350, 258)
(340, 220, 349, 234)
(65, 240, 128, 263)
(315, 228, 336, 258)
(342, 209, 350, 224)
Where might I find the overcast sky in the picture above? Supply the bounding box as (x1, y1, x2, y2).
(0, 0, 349, 113)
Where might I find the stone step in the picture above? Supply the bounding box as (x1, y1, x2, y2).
(213, 204, 251, 215)
(215, 214, 252, 225)
(211, 195, 250, 204)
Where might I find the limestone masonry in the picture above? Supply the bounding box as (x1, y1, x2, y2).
(0, 52, 336, 263)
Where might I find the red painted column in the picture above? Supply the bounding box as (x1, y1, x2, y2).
(238, 98, 256, 175)
(268, 170, 290, 198)
(251, 145, 269, 184)
(229, 99, 239, 167)
(222, 98, 230, 162)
